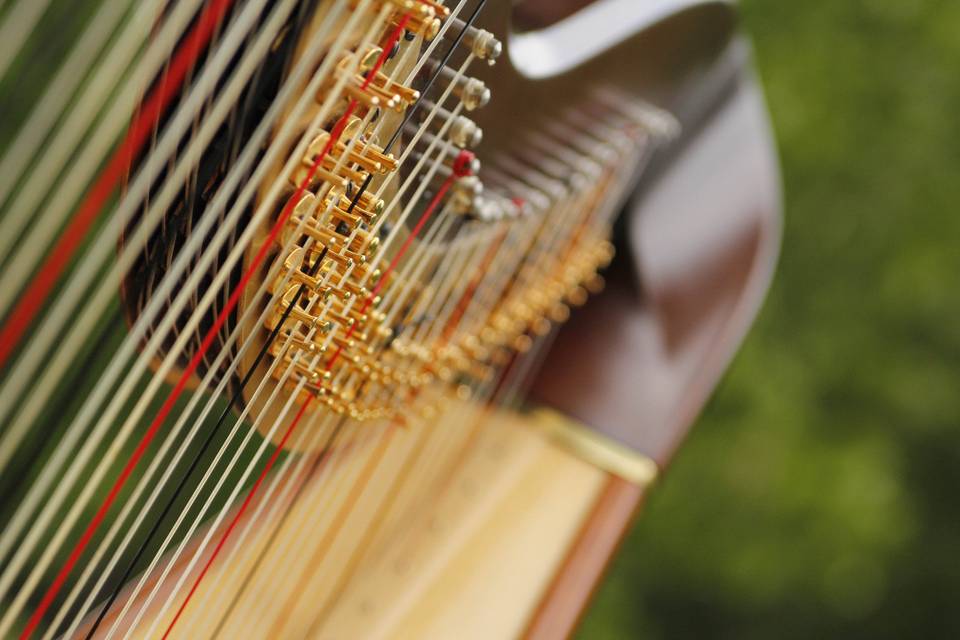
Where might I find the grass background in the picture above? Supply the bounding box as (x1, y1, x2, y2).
(579, 0, 960, 637)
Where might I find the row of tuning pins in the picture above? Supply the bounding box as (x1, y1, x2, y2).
(392, 16, 502, 219)
(434, 94, 682, 358)
(401, 85, 678, 225)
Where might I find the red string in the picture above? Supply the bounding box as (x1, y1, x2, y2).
(15, 0, 237, 634)
(324, 149, 474, 371)
(160, 396, 314, 640)
(0, 0, 236, 373)
(18, 13, 413, 639)
(167, 144, 469, 636)
(161, 21, 420, 634)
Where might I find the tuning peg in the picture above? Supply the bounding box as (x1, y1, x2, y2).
(442, 17, 502, 63)
(423, 62, 490, 110)
(265, 285, 333, 333)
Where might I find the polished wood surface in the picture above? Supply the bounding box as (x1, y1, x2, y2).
(525, 70, 781, 636)
(531, 71, 781, 466)
(524, 476, 646, 640)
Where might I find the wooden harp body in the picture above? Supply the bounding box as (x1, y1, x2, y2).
(0, 0, 779, 637)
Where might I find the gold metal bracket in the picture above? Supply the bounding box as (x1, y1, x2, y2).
(530, 408, 659, 487)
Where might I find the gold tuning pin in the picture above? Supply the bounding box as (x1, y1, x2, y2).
(268, 331, 327, 359)
(585, 274, 606, 294)
(269, 247, 327, 294)
(338, 279, 370, 299)
(330, 300, 371, 326)
(307, 130, 399, 175)
(385, 1, 443, 40)
(316, 152, 368, 185)
(288, 359, 333, 385)
(322, 245, 367, 270)
(336, 193, 384, 223)
(289, 162, 347, 192)
(288, 217, 340, 250)
(334, 49, 421, 112)
(329, 205, 362, 230)
(342, 186, 384, 214)
(441, 17, 502, 63)
(566, 286, 589, 307)
(265, 285, 333, 333)
(349, 1, 442, 34)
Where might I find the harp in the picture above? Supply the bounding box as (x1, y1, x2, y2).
(0, 0, 780, 637)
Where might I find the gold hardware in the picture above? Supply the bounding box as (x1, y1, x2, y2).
(532, 409, 659, 487)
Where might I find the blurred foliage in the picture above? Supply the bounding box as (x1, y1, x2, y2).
(579, 0, 960, 638)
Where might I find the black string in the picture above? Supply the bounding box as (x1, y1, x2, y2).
(344, 0, 488, 215)
(80, 2, 319, 634)
(81, 249, 327, 639)
(207, 417, 346, 638)
(208, 1, 491, 632)
(84, 1, 488, 635)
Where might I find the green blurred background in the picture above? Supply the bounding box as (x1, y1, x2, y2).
(580, 0, 960, 637)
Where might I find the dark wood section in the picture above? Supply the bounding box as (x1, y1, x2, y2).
(524, 70, 781, 637)
(530, 71, 781, 466)
(512, 0, 601, 31)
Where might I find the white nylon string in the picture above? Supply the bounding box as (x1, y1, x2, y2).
(96, 8, 405, 635)
(119, 54, 471, 640)
(111, 35, 476, 633)
(52, 12, 395, 640)
(231, 223, 509, 636)
(195, 206, 468, 637)
(0, 0, 300, 630)
(195, 222, 469, 635)
(0, 4, 662, 639)
(5, 1, 502, 636)
(186, 97, 650, 636)
(185, 56, 484, 624)
(0, 0, 203, 432)
(0, 0, 205, 318)
(0, 0, 369, 571)
(48, 3, 370, 636)
(0, 0, 145, 259)
(0, 0, 54, 82)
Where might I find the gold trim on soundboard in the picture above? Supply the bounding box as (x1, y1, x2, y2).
(531, 409, 659, 487)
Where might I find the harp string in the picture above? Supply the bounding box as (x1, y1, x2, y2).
(66, 2, 472, 636)
(0, 0, 349, 593)
(0, 0, 231, 486)
(107, 40, 478, 640)
(0, 0, 55, 83)
(306, 125, 647, 633)
(2, 0, 361, 564)
(200, 220, 486, 636)
(0, 1, 458, 580)
(108, 16, 410, 633)
(213, 140, 544, 636)
(0, 0, 652, 636)
(0, 0, 206, 324)
(218, 96, 628, 640)
(124, 13, 488, 632)
(4, 0, 304, 632)
(74, 21, 464, 640)
(44, 3, 358, 635)
(0, 0, 143, 259)
(159, 141, 460, 640)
